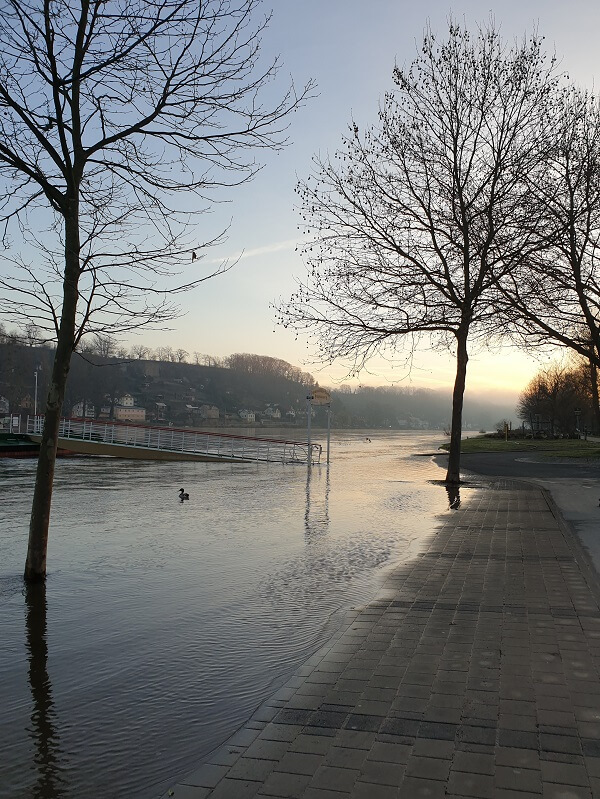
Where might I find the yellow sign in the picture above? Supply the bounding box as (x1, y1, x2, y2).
(310, 388, 331, 406)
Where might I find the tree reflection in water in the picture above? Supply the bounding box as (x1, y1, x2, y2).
(25, 582, 67, 799)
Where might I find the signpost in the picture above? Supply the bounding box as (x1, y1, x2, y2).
(306, 388, 332, 465)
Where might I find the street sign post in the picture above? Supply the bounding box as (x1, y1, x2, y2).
(307, 388, 332, 465)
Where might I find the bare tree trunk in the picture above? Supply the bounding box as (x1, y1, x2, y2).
(590, 359, 600, 435)
(446, 327, 469, 485)
(24, 209, 80, 582)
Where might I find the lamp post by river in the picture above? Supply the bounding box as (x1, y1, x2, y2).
(34, 365, 41, 428)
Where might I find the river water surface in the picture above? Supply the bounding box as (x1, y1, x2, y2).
(1, 430, 452, 799)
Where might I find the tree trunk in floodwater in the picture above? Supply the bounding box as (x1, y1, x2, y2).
(446, 328, 469, 485)
(24, 209, 80, 582)
(590, 359, 600, 435)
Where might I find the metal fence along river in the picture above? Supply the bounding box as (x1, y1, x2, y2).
(26, 417, 322, 464)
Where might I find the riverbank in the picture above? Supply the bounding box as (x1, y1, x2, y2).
(160, 456, 600, 798)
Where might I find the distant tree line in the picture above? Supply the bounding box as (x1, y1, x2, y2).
(517, 359, 599, 436)
(1, 329, 516, 431)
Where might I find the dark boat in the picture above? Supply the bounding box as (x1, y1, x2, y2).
(0, 431, 40, 458)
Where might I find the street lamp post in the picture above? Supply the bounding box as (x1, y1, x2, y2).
(33, 365, 41, 431)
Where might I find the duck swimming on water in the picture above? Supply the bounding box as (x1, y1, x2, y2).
(179, 488, 189, 500)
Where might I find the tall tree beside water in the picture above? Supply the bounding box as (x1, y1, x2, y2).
(0, 0, 313, 581)
(497, 89, 600, 370)
(278, 22, 558, 484)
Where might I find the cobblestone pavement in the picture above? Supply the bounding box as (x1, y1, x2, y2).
(162, 480, 600, 799)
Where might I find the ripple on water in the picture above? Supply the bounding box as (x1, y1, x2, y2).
(0, 431, 450, 799)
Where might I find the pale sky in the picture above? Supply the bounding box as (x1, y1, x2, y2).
(22, 2, 600, 402)
(135, 0, 600, 402)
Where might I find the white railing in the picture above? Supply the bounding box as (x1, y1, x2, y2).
(26, 417, 322, 465)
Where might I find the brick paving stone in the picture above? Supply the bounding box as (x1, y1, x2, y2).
(368, 741, 412, 764)
(244, 740, 291, 761)
(277, 753, 325, 777)
(258, 772, 312, 798)
(405, 755, 450, 781)
(350, 783, 398, 799)
(451, 750, 495, 775)
(302, 790, 350, 799)
(398, 776, 446, 798)
(161, 482, 600, 799)
(358, 759, 405, 786)
(209, 779, 260, 799)
(169, 787, 212, 799)
(540, 760, 591, 786)
(323, 746, 368, 770)
(541, 785, 592, 799)
(495, 764, 542, 793)
(309, 765, 359, 792)
(228, 759, 278, 782)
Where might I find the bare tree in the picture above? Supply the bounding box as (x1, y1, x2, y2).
(175, 348, 189, 363)
(89, 334, 118, 359)
(130, 344, 150, 360)
(278, 22, 557, 483)
(517, 361, 588, 435)
(155, 346, 174, 362)
(0, 0, 313, 581)
(499, 89, 600, 368)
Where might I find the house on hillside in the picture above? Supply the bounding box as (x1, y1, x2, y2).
(263, 405, 281, 420)
(71, 400, 95, 418)
(199, 404, 219, 420)
(114, 393, 146, 422)
(239, 409, 255, 423)
(98, 404, 112, 420)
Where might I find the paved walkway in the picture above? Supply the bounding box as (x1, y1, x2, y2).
(162, 480, 600, 799)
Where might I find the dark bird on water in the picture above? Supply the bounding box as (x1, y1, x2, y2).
(179, 488, 189, 500)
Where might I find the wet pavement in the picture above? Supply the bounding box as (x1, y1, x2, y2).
(160, 477, 600, 799)
(459, 451, 600, 481)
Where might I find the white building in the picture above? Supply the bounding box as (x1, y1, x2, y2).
(263, 405, 281, 420)
(239, 409, 255, 423)
(114, 405, 146, 422)
(113, 393, 145, 422)
(71, 400, 95, 418)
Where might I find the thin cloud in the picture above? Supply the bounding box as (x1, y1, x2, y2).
(204, 238, 299, 265)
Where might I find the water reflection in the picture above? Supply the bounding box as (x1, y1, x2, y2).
(1, 432, 451, 798)
(446, 485, 461, 510)
(25, 582, 66, 799)
(304, 465, 331, 541)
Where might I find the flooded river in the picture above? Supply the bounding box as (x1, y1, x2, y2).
(0, 430, 451, 799)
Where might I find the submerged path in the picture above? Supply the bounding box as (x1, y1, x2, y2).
(161, 480, 600, 799)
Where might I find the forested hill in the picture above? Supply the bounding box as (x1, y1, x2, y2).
(0, 338, 515, 430)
